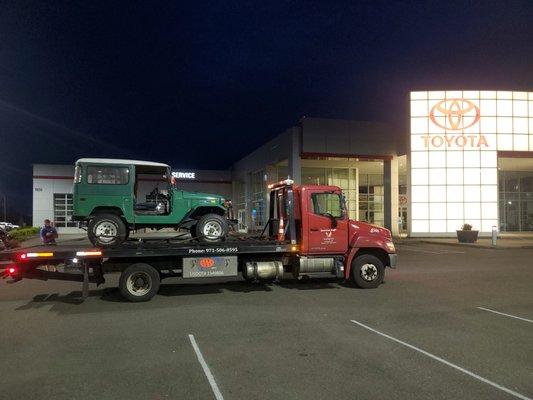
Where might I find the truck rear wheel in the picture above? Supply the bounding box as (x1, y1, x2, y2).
(88, 213, 128, 248)
(351, 254, 384, 289)
(195, 214, 228, 242)
(119, 263, 160, 302)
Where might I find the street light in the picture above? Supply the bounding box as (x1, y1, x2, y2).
(0, 195, 6, 221)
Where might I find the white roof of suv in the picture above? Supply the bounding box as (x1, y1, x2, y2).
(76, 158, 170, 168)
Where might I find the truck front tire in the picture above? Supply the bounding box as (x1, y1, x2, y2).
(195, 214, 229, 242)
(351, 254, 384, 289)
(119, 263, 160, 302)
(88, 213, 128, 248)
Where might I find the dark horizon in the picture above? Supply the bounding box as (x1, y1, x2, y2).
(1, 0, 532, 220)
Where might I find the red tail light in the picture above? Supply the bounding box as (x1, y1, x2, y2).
(7, 266, 16, 274)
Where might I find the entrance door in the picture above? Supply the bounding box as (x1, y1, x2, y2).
(499, 169, 533, 232)
(306, 189, 348, 254)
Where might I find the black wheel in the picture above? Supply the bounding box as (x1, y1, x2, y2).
(351, 254, 385, 289)
(87, 213, 127, 248)
(195, 214, 229, 243)
(119, 263, 160, 302)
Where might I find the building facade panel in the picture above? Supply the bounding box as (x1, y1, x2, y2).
(409, 90, 533, 236)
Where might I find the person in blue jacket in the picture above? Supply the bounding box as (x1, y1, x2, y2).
(40, 219, 58, 245)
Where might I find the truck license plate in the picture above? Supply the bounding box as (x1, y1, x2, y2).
(182, 256, 238, 278)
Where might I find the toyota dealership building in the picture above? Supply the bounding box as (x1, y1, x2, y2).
(32, 90, 533, 236)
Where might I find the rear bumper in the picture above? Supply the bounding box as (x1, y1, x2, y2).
(388, 253, 398, 268)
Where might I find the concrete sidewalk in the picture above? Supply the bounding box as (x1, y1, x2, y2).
(397, 235, 533, 249)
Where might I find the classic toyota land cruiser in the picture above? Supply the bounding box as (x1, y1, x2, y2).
(72, 159, 229, 247)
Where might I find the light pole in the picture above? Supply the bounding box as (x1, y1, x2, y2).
(1, 195, 6, 221)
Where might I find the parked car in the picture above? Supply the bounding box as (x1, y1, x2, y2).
(72, 158, 230, 247)
(0, 222, 19, 231)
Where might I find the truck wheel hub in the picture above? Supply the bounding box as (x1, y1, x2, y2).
(203, 221, 222, 238)
(127, 272, 152, 296)
(360, 264, 377, 281)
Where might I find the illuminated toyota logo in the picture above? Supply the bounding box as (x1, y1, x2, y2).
(430, 98, 480, 130)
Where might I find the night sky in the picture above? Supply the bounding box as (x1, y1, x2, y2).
(1, 0, 532, 219)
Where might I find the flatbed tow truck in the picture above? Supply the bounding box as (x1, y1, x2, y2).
(0, 180, 397, 302)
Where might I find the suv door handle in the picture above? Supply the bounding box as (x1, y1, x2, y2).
(310, 228, 319, 231)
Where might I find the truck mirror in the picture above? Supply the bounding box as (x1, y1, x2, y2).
(324, 213, 337, 229)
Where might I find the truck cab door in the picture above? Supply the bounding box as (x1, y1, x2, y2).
(305, 189, 348, 254)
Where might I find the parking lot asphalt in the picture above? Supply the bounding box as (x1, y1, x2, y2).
(0, 243, 532, 400)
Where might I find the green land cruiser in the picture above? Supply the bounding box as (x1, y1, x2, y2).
(72, 158, 230, 247)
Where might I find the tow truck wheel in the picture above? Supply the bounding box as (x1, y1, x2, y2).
(351, 254, 384, 289)
(195, 214, 228, 243)
(88, 214, 127, 248)
(119, 263, 160, 302)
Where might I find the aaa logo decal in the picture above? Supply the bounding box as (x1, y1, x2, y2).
(430, 99, 480, 130)
(198, 258, 216, 269)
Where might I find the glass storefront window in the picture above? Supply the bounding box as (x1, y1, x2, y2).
(499, 170, 533, 231)
(251, 170, 265, 231)
(301, 159, 385, 227)
(359, 173, 384, 226)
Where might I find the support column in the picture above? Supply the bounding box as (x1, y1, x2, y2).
(244, 172, 251, 233)
(384, 155, 399, 236)
(288, 127, 301, 184)
(264, 165, 278, 222)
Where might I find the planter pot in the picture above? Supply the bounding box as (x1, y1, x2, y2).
(456, 230, 479, 243)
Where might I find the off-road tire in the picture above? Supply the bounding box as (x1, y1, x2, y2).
(351, 254, 385, 289)
(195, 214, 228, 243)
(87, 213, 127, 248)
(119, 263, 160, 302)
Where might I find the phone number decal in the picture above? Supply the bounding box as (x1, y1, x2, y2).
(188, 247, 238, 254)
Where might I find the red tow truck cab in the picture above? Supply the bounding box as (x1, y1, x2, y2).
(1, 180, 397, 302)
(268, 180, 397, 285)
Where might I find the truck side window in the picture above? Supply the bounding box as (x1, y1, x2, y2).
(86, 166, 130, 185)
(311, 193, 343, 218)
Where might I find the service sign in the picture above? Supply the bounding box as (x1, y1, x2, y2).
(171, 171, 196, 179)
(409, 90, 533, 235)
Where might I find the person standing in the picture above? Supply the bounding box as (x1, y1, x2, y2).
(40, 219, 58, 245)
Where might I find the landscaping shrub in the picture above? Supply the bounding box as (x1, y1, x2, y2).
(8, 227, 40, 242)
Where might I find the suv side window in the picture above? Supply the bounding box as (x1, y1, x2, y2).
(86, 166, 129, 185)
(311, 193, 343, 218)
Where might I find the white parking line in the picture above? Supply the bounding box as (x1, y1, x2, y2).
(350, 320, 532, 400)
(477, 307, 533, 324)
(188, 334, 224, 400)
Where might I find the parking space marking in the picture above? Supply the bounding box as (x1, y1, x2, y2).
(350, 320, 532, 400)
(188, 334, 224, 400)
(477, 307, 533, 324)
(398, 245, 465, 254)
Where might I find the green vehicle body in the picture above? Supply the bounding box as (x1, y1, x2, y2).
(72, 159, 226, 229)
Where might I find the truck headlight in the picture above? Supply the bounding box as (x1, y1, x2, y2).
(385, 242, 395, 252)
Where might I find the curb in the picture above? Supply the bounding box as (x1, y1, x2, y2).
(413, 240, 533, 250)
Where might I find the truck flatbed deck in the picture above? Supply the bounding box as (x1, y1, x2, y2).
(0, 236, 294, 262)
